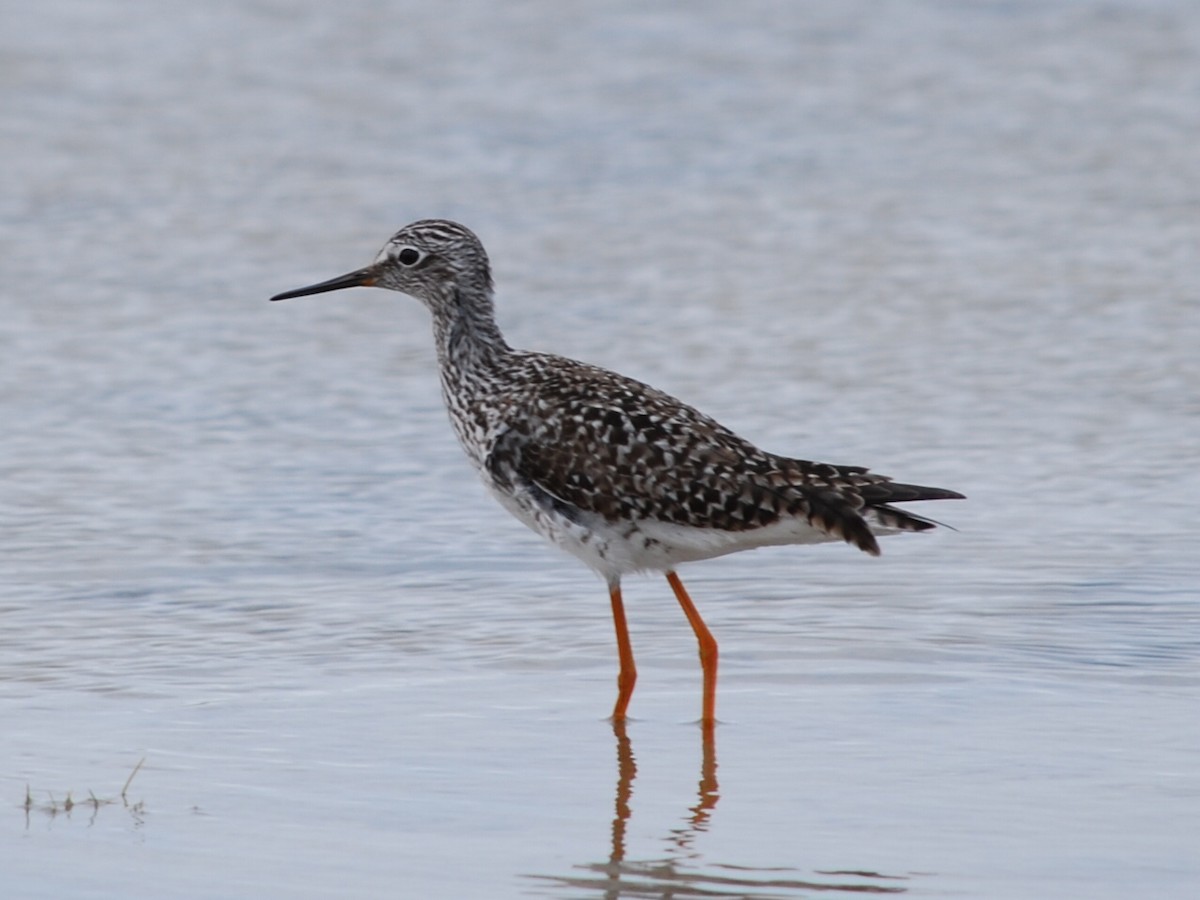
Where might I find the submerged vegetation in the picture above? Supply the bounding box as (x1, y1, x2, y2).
(22, 758, 146, 826)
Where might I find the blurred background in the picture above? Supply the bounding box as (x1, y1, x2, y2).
(2, 2, 1197, 898)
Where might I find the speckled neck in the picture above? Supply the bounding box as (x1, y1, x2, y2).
(431, 285, 511, 373)
(430, 283, 516, 465)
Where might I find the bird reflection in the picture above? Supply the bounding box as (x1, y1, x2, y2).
(530, 722, 910, 898)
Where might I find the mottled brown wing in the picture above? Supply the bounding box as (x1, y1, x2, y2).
(487, 359, 892, 551)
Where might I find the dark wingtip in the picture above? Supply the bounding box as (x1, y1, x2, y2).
(864, 482, 965, 504)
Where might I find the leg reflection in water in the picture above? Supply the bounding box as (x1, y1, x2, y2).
(610, 719, 719, 868)
(529, 723, 910, 898)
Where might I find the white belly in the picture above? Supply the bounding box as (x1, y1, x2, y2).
(486, 479, 842, 582)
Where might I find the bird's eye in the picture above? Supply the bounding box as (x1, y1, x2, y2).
(397, 247, 422, 266)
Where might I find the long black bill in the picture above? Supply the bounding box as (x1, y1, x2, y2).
(269, 266, 378, 302)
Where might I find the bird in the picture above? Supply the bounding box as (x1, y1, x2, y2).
(270, 219, 963, 726)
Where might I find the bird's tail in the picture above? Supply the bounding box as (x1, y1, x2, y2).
(767, 459, 964, 556)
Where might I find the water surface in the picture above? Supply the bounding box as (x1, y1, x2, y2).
(3, 2, 1198, 898)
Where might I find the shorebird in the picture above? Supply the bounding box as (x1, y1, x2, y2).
(271, 219, 963, 725)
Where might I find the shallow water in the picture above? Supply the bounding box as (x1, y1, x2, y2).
(3, 1, 1198, 898)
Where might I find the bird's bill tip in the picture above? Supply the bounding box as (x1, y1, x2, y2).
(269, 267, 378, 302)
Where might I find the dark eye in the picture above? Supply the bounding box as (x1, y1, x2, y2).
(397, 247, 421, 266)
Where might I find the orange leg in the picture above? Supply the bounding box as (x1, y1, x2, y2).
(666, 571, 719, 725)
(609, 580, 637, 721)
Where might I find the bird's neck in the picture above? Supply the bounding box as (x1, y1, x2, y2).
(431, 285, 512, 391)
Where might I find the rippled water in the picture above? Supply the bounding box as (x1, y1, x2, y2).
(3, 1, 1198, 898)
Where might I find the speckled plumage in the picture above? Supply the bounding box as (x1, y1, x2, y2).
(271, 219, 964, 724)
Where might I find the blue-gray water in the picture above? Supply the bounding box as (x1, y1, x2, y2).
(3, 2, 1198, 898)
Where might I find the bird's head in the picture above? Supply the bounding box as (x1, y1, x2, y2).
(270, 219, 493, 311)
